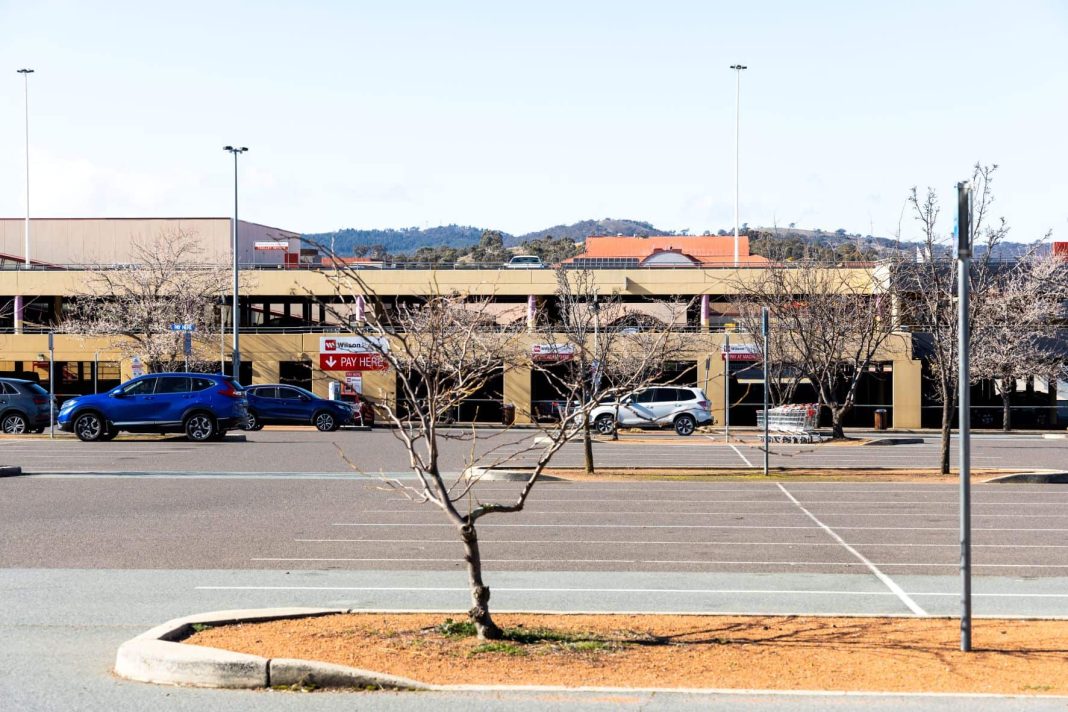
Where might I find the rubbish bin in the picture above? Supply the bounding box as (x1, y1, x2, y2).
(502, 403, 516, 426)
(874, 408, 888, 431)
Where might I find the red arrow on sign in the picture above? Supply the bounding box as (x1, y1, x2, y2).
(319, 353, 388, 371)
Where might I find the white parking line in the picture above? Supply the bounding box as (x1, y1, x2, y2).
(333, 522, 1068, 531)
(296, 538, 1068, 549)
(193, 585, 1068, 599)
(777, 483, 927, 616)
(728, 444, 754, 467)
(340, 511, 1068, 518)
(249, 557, 1068, 569)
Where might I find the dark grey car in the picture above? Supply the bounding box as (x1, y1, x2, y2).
(0, 378, 54, 434)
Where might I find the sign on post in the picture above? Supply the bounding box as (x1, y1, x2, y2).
(169, 323, 196, 332)
(721, 343, 761, 361)
(131, 355, 145, 378)
(319, 335, 390, 371)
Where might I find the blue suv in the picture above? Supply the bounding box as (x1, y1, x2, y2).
(58, 373, 248, 442)
(243, 385, 354, 431)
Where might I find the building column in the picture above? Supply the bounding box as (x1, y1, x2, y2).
(700, 294, 709, 331)
(699, 340, 728, 427)
(13, 295, 23, 334)
(526, 295, 536, 332)
(891, 355, 922, 429)
(504, 364, 533, 424)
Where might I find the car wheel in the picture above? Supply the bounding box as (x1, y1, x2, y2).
(245, 412, 263, 431)
(674, 414, 696, 436)
(314, 411, 338, 432)
(184, 412, 217, 442)
(74, 412, 106, 442)
(594, 414, 616, 435)
(1, 412, 28, 434)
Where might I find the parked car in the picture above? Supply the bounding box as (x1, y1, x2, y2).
(57, 373, 248, 442)
(243, 385, 368, 431)
(504, 255, 544, 269)
(0, 378, 55, 434)
(586, 386, 714, 436)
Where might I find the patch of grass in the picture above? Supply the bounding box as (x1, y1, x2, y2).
(566, 640, 609, 652)
(502, 625, 600, 645)
(436, 618, 477, 638)
(189, 623, 213, 633)
(469, 642, 528, 657)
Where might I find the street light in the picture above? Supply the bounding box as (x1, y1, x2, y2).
(223, 145, 248, 383)
(17, 68, 33, 267)
(730, 64, 747, 266)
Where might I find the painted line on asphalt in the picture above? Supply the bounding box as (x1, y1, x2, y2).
(728, 443, 755, 467)
(249, 557, 1068, 569)
(332, 522, 1068, 532)
(194, 585, 1068, 599)
(777, 482, 927, 616)
(340, 511, 1068, 518)
(295, 538, 1068, 549)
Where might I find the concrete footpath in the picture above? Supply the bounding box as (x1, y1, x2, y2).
(4, 568, 1068, 711)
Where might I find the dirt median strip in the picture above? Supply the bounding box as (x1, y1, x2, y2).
(186, 612, 1068, 695)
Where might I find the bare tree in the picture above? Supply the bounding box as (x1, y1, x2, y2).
(896, 163, 1011, 473)
(971, 251, 1068, 431)
(730, 259, 898, 439)
(63, 231, 235, 372)
(316, 262, 685, 639)
(533, 268, 689, 473)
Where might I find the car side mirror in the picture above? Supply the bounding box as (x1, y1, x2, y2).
(109, 392, 124, 398)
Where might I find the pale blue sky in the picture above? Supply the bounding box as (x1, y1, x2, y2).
(1, 0, 1065, 242)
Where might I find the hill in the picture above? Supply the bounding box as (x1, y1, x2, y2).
(302, 225, 504, 257)
(513, 218, 671, 245)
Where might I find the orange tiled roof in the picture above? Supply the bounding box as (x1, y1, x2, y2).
(565, 235, 768, 265)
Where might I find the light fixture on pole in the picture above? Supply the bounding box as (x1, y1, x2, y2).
(17, 68, 33, 267)
(223, 145, 248, 383)
(730, 64, 747, 266)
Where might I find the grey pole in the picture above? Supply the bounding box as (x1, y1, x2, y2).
(48, 331, 54, 439)
(762, 307, 770, 476)
(730, 64, 747, 266)
(723, 330, 730, 441)
(17, 68, 33, 266)
(223, 146, 247, 383)
(93, 352, 98, 394)
(957, 180, 973, 652)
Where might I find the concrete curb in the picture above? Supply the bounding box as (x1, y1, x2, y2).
(463, 466, 564, 482)
(863, 437, 925, 446)
(984, 470, 1068, 484)
(0, 465, 23, 477)
(114, 607, 431, 690)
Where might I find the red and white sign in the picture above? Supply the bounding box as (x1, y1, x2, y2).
(320, 336, 389, 354)
(722, 344, 761, 362)
(254, 241, 288, 251)
(532, 343, 574, 363)
(320, 353, 389, 371)
(345, 371, 363, 394)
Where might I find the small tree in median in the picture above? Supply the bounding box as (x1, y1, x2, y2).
(318, 262, 686, 638)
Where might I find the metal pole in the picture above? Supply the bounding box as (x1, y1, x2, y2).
(48, 332, 54, 439)
(18, 68, 33, 266)
(957, 180, 972, 652)
(723, 330, 730, 441)
(224, 146, 247, 383)
(93, 352, 98, 394)
(762, 307, 769, 476)
(730, 64, 746, 266)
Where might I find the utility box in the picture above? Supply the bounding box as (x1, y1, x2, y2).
(874, 408, 888, 431)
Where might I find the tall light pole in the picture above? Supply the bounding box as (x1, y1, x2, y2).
(730, 64, 747, 266)
(956, 180, 973, 652)
(223, 146, 248, 382)
(17, 68, 33, 266)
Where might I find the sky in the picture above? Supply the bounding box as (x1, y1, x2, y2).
(1, 0, 1066, 243)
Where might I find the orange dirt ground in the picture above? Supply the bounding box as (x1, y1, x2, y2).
(186, 613, 1068, 694)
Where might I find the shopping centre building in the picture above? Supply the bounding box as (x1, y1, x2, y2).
(0, 217, 1062, 429)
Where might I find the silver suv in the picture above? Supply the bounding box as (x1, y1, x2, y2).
(0, 378, 54, 434)
(588, 386, 714, 436)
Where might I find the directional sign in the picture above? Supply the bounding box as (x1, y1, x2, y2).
(169, 323, 196, 332)
(319, 353, 389, 371)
